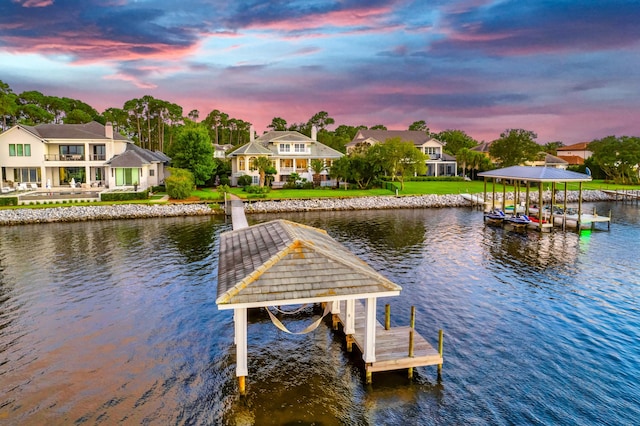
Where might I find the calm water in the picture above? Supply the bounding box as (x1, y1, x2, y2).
(1, 202, 638, 425)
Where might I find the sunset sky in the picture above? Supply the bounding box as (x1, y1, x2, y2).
(1, 0, 639, 143)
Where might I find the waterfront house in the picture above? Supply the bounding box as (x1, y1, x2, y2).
(0, 121, 169, 191)
(228, 126, 344, 186)
(525, 152, 569, 169)
(556, 142, 592, 166)
(346, 130, 458, 177)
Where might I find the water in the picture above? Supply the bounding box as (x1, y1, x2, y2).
(1, 203, 639, 425)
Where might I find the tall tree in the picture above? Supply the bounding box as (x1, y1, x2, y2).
(370, 137, 426, 190)
(437, 129, 478, 156)
(0, 80, 18, 131)
(307, 111, 335, 131)
(408, 120, 429, 133)
(489, 129, 540, 167)
(268, 117, 288, 131)
(167, 124, 216, 186)
(589, 136, 640, 184)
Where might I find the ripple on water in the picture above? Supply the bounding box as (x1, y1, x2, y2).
(1, 205, 639, 424)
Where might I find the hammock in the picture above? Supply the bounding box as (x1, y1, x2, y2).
(266, 303, 332, 335)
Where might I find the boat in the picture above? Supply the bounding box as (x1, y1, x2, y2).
(505, 213, 532, 226)
(484, 209, 505, 223)
(461, 193, 485, 204)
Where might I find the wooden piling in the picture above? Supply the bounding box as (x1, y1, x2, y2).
(385, 304, 390, 330)
(346, 334, 354, 352)
(410, 306, 415, 329)
(437, 329, 444, 380)
(408, 329, 415, 379)
(238, 376, 246, 395)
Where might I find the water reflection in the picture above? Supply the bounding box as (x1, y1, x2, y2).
(1, 204, 639, 425)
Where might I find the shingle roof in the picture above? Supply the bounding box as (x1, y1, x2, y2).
(107, 143, 170, 167)
(557, 142, 590, 151)
(478, 166, 591, 182)
(228, 140, 273, 156)
(23, 121, 129, 141)
(216, 219, 401, 307)
(347, 130, 432, 147)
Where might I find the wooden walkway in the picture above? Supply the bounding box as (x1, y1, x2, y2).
(334, 301, 442, 379)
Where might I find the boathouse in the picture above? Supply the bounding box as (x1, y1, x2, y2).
(478, 166, 609, 230)
(216, 218, 443, 393)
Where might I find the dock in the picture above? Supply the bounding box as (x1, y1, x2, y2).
(217, 200, 444, 393)
(333, 301, 443, 381)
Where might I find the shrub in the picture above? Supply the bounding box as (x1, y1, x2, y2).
(237, 175, 252, 187)
(165, 167, 194, 199)
(244, 186, 270, 194)
(219, 176, 230, 186)
(100, 190, 150, 202)
(0, 197, 18, 207)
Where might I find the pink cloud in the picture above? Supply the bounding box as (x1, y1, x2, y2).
(12, 0, 53, 7)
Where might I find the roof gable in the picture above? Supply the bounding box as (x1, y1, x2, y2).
(28, 121, 129, 141)
(348, 130, 431, 147)
(216, 220, 401, 307)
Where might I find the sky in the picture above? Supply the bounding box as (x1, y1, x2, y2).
(1, 0, 639, 144)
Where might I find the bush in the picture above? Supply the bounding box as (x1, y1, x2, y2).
(244, 186, 270, 194)
(237, 175, 252, 187)
(100, 190, 150, 202)
(219, 176, 230, 186)
(165, 167, 194, 200)
(0, 197, 18, 206)
(151, 185, 166, 193)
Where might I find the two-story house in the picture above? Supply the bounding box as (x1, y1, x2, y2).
(556, 142, 592, 166)
(346, 130, 457, 177)
(0, 121, 170, 192)
(228, 126, 344, 186)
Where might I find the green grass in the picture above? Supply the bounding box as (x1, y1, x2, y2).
(192, 187, 222, 200)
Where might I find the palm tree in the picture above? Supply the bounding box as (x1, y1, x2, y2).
(310, 159, 325, 187)
(251, 156, 273, 187)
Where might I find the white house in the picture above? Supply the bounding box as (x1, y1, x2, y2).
(0, 121, 170, 191)
(346, 130, 458, 177)
(228, 126, 344, 186)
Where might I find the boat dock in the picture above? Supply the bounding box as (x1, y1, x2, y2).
(332, 301, 443, 382)
(217, 199, 444, 393)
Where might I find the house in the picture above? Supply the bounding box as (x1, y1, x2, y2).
(556, 142, 592, 165)
(0, 121, 170, 191)
(346, 130, 457, 176)
(525, 152, 569, 169)
(228, 126, 344, 186)
(213, 143, 234, 159)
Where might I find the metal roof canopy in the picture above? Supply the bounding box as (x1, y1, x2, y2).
(216, 219, 402, 310)
(478, 166, 591, 182)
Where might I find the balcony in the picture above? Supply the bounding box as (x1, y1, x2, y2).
(45, 154, 85, 161)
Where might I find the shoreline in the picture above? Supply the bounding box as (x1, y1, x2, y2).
(0, 190, 615, 226)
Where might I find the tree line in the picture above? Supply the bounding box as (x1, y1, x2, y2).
(2, 80, 639, 184)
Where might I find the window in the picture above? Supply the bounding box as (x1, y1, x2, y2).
(13, 168, 40, 183)
(115, 168, 140, 186)
(249, 157, 257, 171)
(8, 144, 30, 157)
(252, 175, 259, 185)
(149, 169, 155, 177)
(279, 144, 290, 153)
(294, 143, 306, 153)
(239, 158, 245, 170)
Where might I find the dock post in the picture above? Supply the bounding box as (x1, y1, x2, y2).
(437, 329, 444, 381)
(238, 376, 246, 395)
(366, 367, 372, 385)
(410, 306, 415, 328)
(408, 306, 416, 379)
(408, 329, 415, 379)
(345, 299, 356, 352)
(385, 304, 390, 330)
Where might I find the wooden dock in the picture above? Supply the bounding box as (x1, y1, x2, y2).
(333, 301, 443, 382)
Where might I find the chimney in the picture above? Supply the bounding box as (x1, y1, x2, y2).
(250, 125, 254, 142)
(105, 122, 114, 139)
(311, 125, 317, 141)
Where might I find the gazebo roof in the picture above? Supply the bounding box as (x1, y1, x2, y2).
(216, 219, 401, 309)
(478, 166, 591, 182)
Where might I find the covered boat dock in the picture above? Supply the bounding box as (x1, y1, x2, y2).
(216, 218, 443, 394)
(477, 166, 609, 231)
